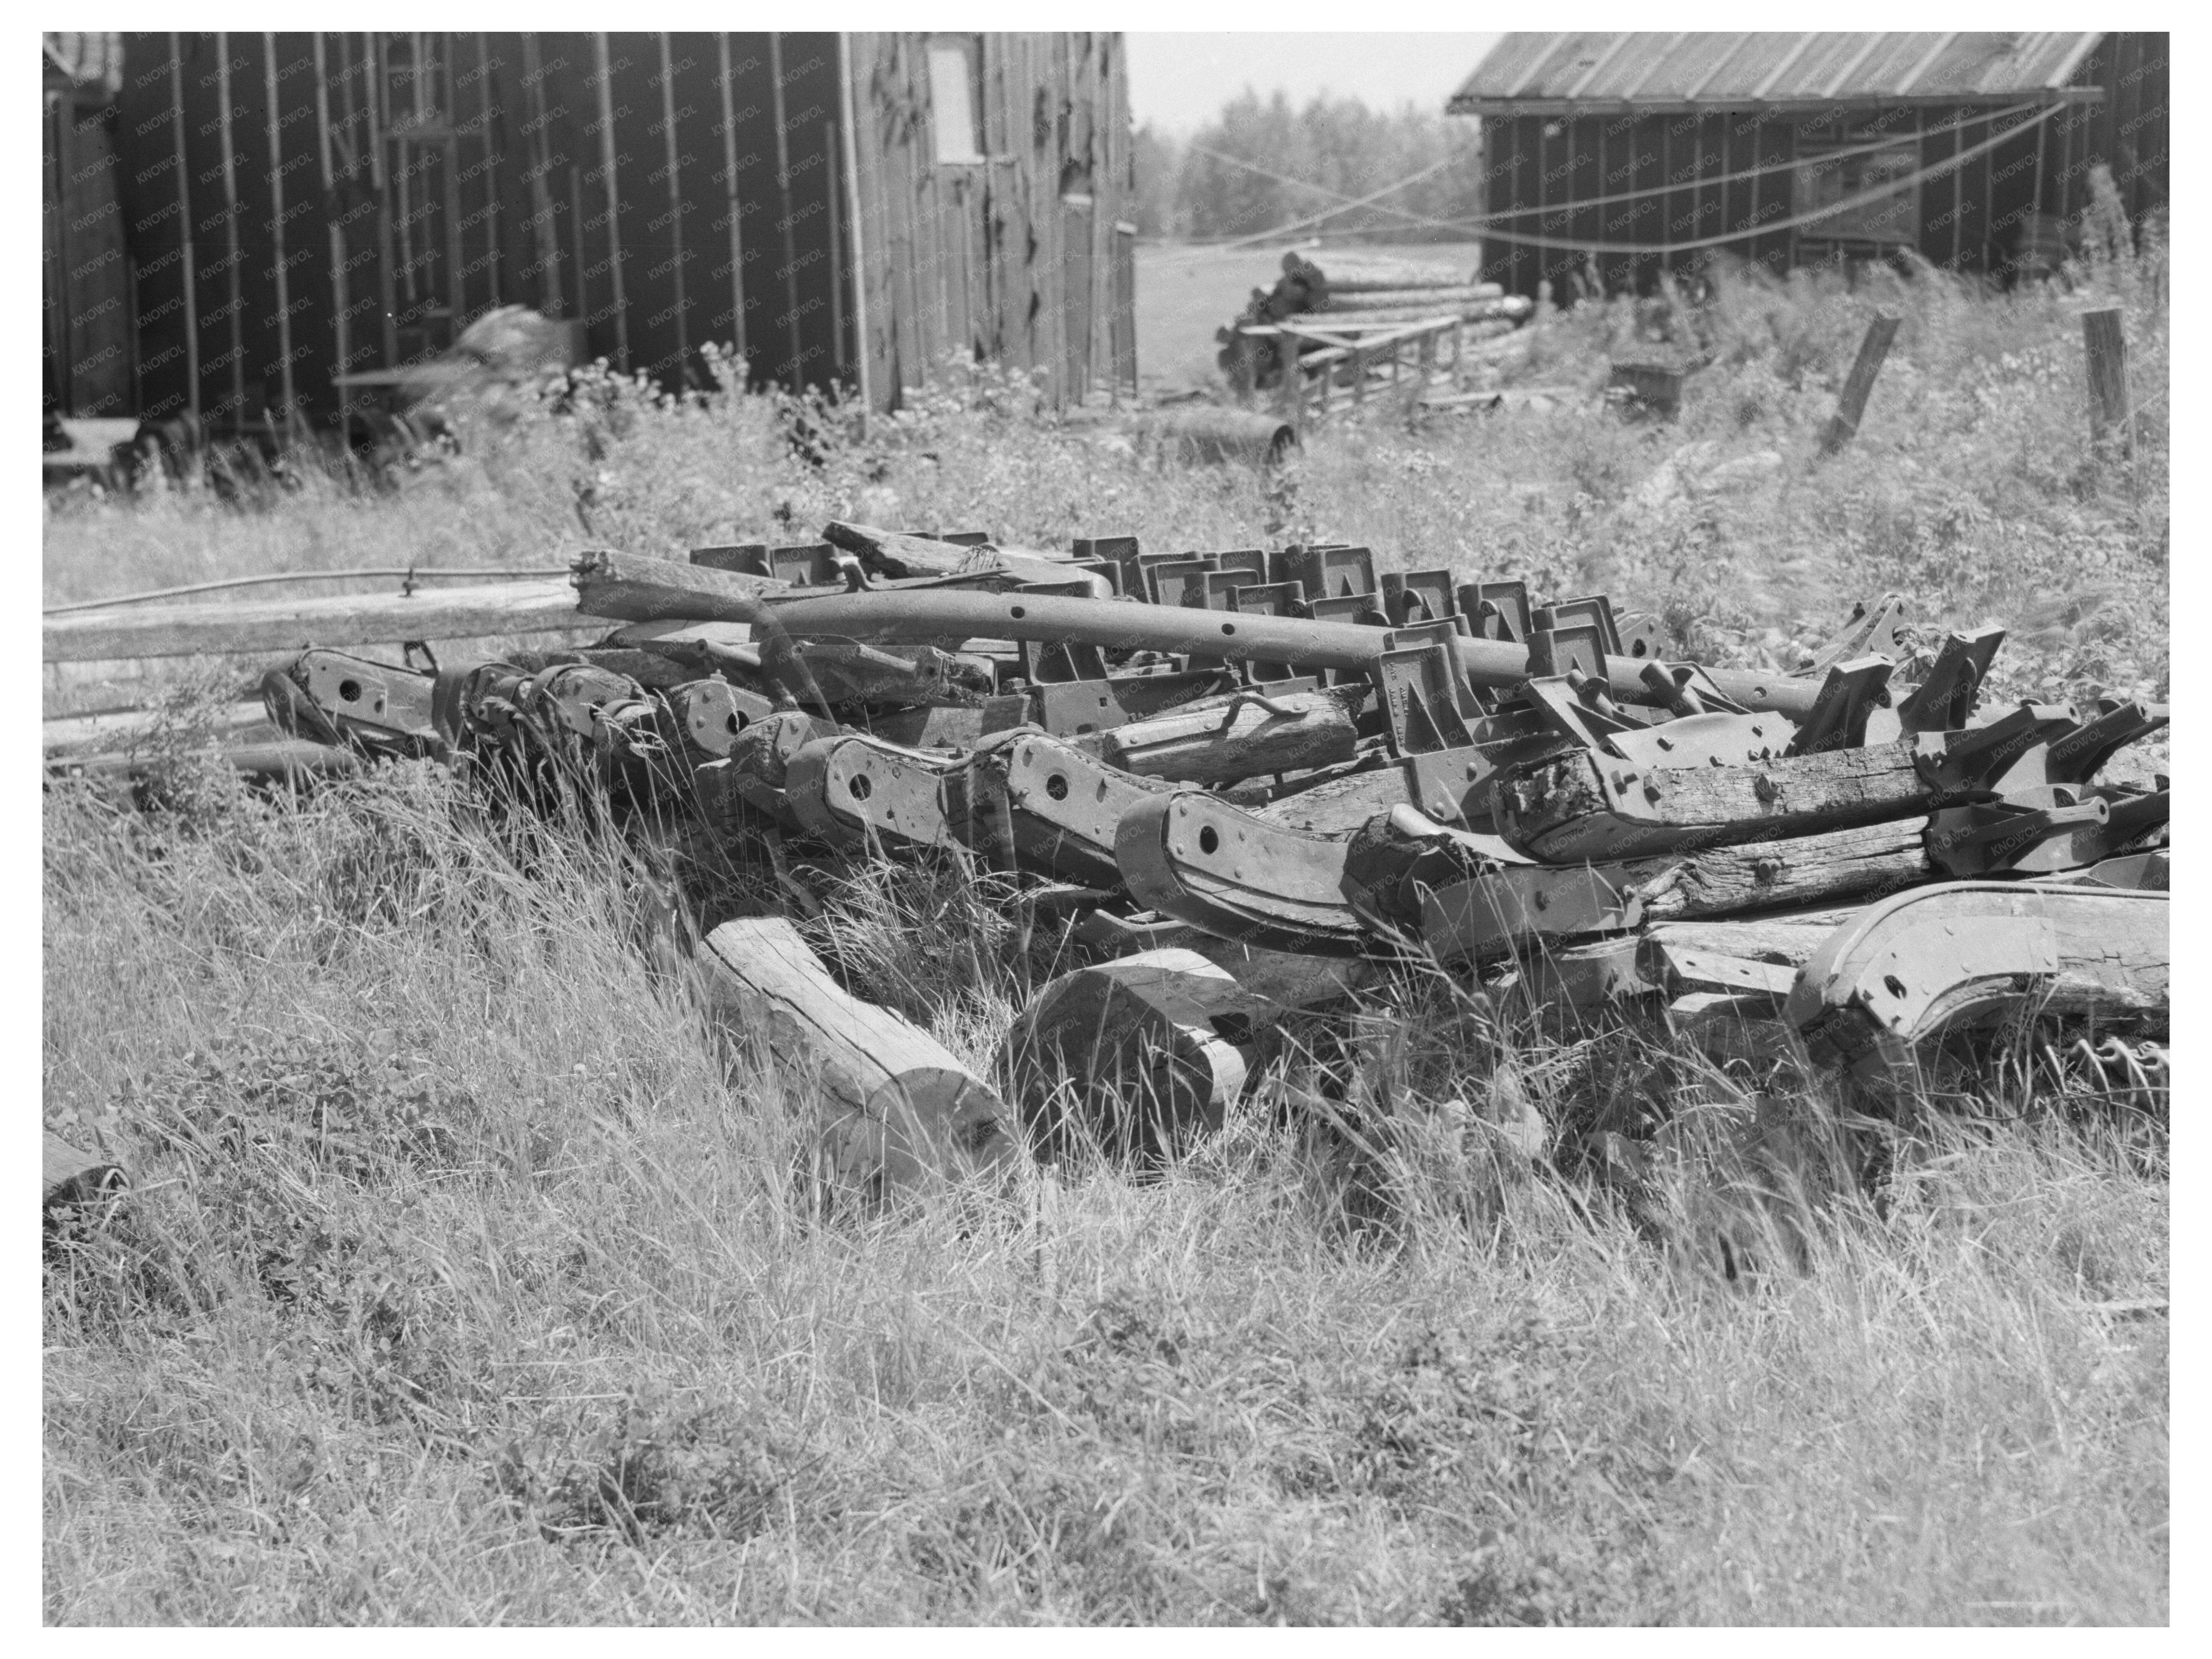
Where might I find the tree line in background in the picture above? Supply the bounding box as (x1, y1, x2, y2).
(1131, 90, 1485, 243)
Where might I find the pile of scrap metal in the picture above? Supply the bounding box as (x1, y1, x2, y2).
(1217, 251, 1536, 390)
(50, 528, 2170, 1195)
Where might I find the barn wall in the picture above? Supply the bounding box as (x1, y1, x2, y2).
(1469, 33, 2170, 302)
(846, 30, 1132, 413)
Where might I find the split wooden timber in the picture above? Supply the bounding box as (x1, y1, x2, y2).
(1097, 687, 1362, 785)
(1783, 881, 2169, 1102)
(694, 917, 1016, 1191)
(43, 579, 598, 664)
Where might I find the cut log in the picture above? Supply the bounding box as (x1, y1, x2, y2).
(997, 947, 1251, 1162)
(570, 549, 785, 625)
(44, 1130, 126, 1212)
(43, 578, 597, 664)
(1321, 285, 1513, 312)
(1129, 407, 1300, 465)
(1098, 686, 1361, 785)
(694, 917, 1016, 1192)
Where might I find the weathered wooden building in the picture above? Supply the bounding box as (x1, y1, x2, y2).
(1451, 32, 2170, 298)
(44, 31, 1134, 428)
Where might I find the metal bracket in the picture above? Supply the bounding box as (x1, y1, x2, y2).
(1914, 702, 2079, 794)
(1421, 865, 1642, 964)
(1893, 626, 2005, 735)
(1607, 709, 1790, 773)
(1518, 673, 1636, 755)
(1640, 660, 1750, 717)
(2038, 699, 2169, 785)
(1374, 642, 1475, 755)
(1277, 543, 1375, 600)
(1806, 592, 1908, 676)
(1926, 785, 2111, 876)
(673, 678, 778, 758)
(1141, 555, 1219, 608)
(1463, 579, 1531, 643)
(1785, 654, 1894, 756)
(768, 542, 840, 586)
(1549, 593, 1622, 657)
(1381, 568, 1458, 628)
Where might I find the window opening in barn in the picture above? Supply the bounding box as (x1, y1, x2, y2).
(928, 37, 985, 165)
(1793, 123, 1919, 250)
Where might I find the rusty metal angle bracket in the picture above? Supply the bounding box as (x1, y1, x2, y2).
(1114, 791, 1370, 955)
(1421, 865, 1643, 965)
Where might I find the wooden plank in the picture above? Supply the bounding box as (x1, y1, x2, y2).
(262, 36, 295, 422)
(570, 550, 786, 624)
(45, 700, 272, 755)
(1496, 740, 1947, 863)
(768, 32, 803, 381)
(215, 33, 247, 419)
(592, 33, 630, 370)
(167, 33, 200, 419)
(1820, 311, 1901, 455)
(43, 579, 601, 663)
(1099, 687, 1361, 786)
(716, 34, 747, 359)
(661, 36, 690, 375)
(2082, 306, 2131, 454)
(695, 916, 1016, 1190)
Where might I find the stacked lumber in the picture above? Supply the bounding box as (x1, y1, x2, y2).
(49, 529, 2169, 1189)
(1216, 251, 1533, 390)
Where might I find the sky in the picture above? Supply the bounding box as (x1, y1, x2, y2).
(1125, 33, 1500, 135)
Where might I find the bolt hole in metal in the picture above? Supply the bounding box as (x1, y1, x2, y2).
(1045, 772, 1070, 801)
(1221, 622, 1236, 635)
(1884, 974, 1908, 998)
(726, 712, 744, 735)
(338, 678, 363, 703)
(848, 773, 873, 801)
(1010, 605, 1027, 620)
(1198, 826, 1221, 854)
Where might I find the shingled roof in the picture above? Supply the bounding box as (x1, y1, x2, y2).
(1447, 33, 2104, 116)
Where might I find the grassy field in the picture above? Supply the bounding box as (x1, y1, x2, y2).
(43, 250, 2169, 1625)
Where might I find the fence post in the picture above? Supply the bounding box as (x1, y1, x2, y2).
(1820, 311, 1901, 455)
(2082, 306, 2131, 457)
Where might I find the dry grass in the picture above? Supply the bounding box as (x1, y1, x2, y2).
(42, 252, 2167, 1625)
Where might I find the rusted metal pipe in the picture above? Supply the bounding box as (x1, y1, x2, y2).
(762, 590, 1823, 718)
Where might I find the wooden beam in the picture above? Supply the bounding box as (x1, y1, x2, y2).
(717, 34, 747, 361)
(367, 33, 399, 366)
(215, 34, 247, 419)
(768, 32, 803, 380)
(1822, 310, 1902, 454)
(694, 917, 1016, 1190)
(594, 32, 629, 371)
(2082, 306, 2131, 455)
(661, 35, 690, 379)
(522, 33, 563, 316)
(43, 579, 602, 664)
(836, 33, 870, 416)
(263, 36, 295, 425)
(168, 34, 200, 419)
(313, 36, 352, 394)
(477, 33, 500, 306)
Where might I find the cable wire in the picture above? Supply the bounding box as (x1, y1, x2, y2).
(43, 565, 573, 617)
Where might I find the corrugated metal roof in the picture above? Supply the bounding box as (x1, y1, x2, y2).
(1448, 33, 2104, 114)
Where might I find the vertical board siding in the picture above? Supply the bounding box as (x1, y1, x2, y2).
(79, 28, 1133, 423)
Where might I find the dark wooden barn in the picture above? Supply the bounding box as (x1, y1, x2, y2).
(1450, 32, 2170, 299)
(44, 31, 1134, 430)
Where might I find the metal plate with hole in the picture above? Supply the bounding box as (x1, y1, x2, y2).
(1607, 711, 1790, 773)
(1374, 643, 1474, 755)
(676, 679, 777, 758)
(1278, 544, 1376, 601)
(298, 649, 437, 744)
(999, 735, 1173, 886)
(1421, 865, 1641, 964)
(1114, 791, 1369, 954)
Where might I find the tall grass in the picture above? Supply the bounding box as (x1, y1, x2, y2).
(43, 254, 2167, 1624)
